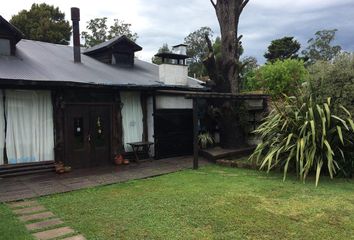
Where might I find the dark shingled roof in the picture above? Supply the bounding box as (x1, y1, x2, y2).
(0, 39, 204, 89)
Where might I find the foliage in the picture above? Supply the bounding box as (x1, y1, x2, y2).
(240, 56, 259, 91)
(308, 53, 354, 117)
(10, 3, 71, 45)
(250, 95, 354, 186)
(302, 29, 342, 64)
(184, 27, 213, 78)
(151, 43, 171, 64)
(264, 37, 301, 62)
(198, 132, 215, 149)
(246, 59, 308, 97)
(185, 27, 213, 63)
(213, 36, 222, 61)
(82, 18, 138, 47)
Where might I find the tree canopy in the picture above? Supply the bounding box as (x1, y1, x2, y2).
(302, 29, 342, 64)
(82, 18, 138, 48)
(308, 53, 354, 117)
(151, 43, 171, 64)
(10, 3, 71, 45)
(185, 27, 213, 63)
(183, 27, 213, 78)
(264, 37, 301, 62)
(244, 59, 308, 97)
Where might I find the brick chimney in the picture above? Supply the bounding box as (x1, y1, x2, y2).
(71, 7, 81, 63)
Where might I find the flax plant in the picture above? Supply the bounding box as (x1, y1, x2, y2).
(250, 95, 354, 186)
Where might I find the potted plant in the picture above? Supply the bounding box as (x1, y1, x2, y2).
(114, 154, 124, 165)
(198, 132, 215, 149)
(55, 162, 65, 174)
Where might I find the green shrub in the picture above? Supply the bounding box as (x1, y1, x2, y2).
(308, 53, 354, 117)
(249, 95, 354, 186)
(247, 59, 308, 97)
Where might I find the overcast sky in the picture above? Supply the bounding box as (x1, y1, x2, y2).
(1, 0, 354, 63)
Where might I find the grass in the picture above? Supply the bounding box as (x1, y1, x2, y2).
(2, 165, 354, 239)
(0, 204, 34, 240)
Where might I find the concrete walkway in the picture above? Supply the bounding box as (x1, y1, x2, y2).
(0, 156, 209, 202)
(8, 200, 86, 240)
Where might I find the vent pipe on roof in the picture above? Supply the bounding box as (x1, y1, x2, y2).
(71, 7, 81, 63)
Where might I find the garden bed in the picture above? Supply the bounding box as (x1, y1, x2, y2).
(216, 157, 259, 170)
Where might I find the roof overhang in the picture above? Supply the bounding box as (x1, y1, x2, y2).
(0, 15, 24, 44)
(155, 52, 190, 60)
(84, 35, 142, 55)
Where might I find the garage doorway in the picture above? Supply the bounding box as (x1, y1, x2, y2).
(154, 109, 193, 159)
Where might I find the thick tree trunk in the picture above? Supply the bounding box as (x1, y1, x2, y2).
(206, 0, 248, 93)
(204, 0, 249, 148)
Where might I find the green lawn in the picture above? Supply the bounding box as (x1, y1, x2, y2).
(0, 204, 34, 240)
(2, 165, 354, 239)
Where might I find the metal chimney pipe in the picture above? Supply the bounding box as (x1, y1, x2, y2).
(71, 7, 81, 63)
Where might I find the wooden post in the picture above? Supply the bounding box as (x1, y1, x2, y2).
(193, 98, 199, 169)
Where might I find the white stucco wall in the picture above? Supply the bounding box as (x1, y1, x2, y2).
(156, 95, 193, 109)
(159, 64, 188, 86)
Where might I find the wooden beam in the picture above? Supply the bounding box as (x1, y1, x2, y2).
(152, 93, 157, 159)
(193, 99, 199, 170)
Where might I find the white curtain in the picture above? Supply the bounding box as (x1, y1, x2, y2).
(120, 92, 143, 152)
(5, 90, 54, 164)
(0, 90, 4, 165)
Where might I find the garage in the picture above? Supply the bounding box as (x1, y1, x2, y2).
(153, 95, 194, 159)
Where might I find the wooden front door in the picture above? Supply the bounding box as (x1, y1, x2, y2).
(65, 105, 112, 168)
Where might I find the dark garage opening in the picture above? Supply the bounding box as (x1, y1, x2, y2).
(154, 109, 193, 159)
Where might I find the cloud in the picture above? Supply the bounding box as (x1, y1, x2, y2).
(1, 0, 353, 63)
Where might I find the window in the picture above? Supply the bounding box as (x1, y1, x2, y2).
(74, 118, 84, 149)
(0, 39, 11, 56)
(94, 116, 105, 147)
(112, 52, 133, 66)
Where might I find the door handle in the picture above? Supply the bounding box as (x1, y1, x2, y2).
(87, 134, 91, 143)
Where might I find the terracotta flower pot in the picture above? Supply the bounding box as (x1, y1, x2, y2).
(114, 154, 124, 165)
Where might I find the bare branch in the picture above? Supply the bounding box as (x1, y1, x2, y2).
(240, 0, 250, 13)
(210, 0, 217, 9)
(237, 35, 243, 42)
(205, 34, 214, 53)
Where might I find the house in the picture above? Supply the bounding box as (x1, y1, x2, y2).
(0, 8, 205, 173)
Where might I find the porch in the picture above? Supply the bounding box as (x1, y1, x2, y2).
(0, 156, 209, 203)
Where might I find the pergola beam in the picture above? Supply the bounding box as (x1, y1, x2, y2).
(193, 99, 199, 170)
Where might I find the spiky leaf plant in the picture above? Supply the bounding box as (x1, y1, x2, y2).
(249, 95, 354, 186)
(198, 132, 215, 149)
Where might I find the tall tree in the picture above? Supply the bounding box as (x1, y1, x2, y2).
(82, 18, 138, 48)
(184, 27, 213, 78)
(264, 37, 301, 62)
(10, 3, 71, 45)
(202, 0, 250, 148)
(302, 29, 342, 64)
(204, 0, 249, 93)
(152, 43, 171, 64)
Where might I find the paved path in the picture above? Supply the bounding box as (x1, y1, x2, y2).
(7, 200, 85, 240)
(0, 156, 209, 202)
